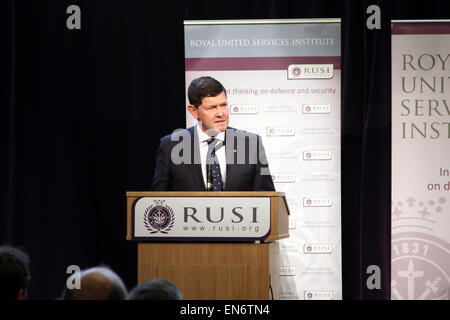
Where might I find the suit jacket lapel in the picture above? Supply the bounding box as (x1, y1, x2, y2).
(188, 126, 206, 190)
(224, 128, 236, 191)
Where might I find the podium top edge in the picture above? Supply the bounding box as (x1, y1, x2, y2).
(126, 191, 285, 197)
(391, 19, 450, 23)
(183, 18, 341, 25)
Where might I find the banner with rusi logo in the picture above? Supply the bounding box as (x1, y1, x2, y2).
(391, 21, 450, 300)
(184, 19, 342, 300)
(133, 197, 271, 241)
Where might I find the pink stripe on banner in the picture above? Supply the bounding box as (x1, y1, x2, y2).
(392, 22, 450, 35)
(185, 56, 341, 71)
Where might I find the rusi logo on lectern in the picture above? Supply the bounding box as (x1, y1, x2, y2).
(133, 197, 271, 240)
(183, 206, 259, 223)
(143, 200, 175, 234)
(288, 64, 334, 79)
(303, 197, 333, 207)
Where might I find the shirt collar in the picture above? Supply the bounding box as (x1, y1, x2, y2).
(195, 124, 225, 143)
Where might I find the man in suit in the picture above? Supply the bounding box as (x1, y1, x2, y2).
(151, 76, 275, 192)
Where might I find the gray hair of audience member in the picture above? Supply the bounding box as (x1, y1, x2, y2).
(60, 266, 128, 300)
(0, 245, 31, 300)
(128, 278, 182, 300)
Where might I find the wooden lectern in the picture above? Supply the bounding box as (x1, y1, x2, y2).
(126, 191, 289, 300)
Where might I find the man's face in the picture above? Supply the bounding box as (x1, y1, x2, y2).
(188, 91, 229, 134)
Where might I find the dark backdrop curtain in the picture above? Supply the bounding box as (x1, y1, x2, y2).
(0, 0, 446, 299)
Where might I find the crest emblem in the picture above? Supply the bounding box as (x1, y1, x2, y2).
(143, 200, 175, 234)
(392, 196, 450, 299)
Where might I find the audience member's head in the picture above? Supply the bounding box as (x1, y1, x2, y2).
(129, 278, 182, 300)
(0, 245, 31, 300)
(60, 265, 127, 300)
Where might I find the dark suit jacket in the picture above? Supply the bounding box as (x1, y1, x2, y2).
(151, 126, 275, 191)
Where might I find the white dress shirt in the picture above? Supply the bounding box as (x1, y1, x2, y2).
(196, 124, 226, 188)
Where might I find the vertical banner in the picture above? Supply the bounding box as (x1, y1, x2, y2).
(392, 21, 450, 300)
(185, 19, 342, 299)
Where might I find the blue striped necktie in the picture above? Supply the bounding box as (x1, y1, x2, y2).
(206, 137, 223, 191)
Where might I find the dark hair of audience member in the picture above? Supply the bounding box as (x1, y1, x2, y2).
(129, 278, 182, 300)
(0, 245, 31, 300)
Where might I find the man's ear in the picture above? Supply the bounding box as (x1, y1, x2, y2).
(187, 104, 198, 119)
